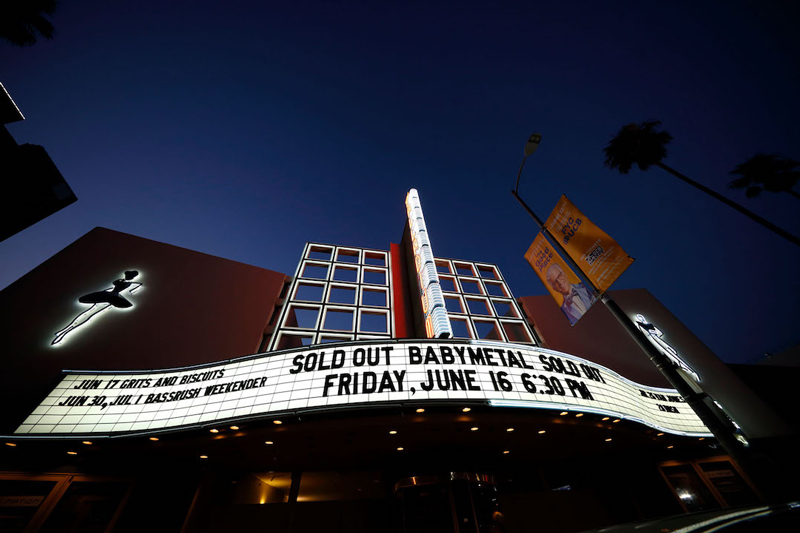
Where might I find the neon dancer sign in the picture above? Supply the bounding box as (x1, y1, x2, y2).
(52, 271, 142, 346)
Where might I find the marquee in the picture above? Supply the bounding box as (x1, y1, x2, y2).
(13, 339, 712, 438)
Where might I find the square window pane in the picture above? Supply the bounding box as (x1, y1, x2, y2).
(363, 270, 386, 285)
(360, 312, 388, 333)
(474, 320, 503, 340)
(308, 246, 333, 261)
(466, 299, 492, 315)
(444, 296, 463, 313)
(477, 266, 498, 279)
(435, 260, 451, 274)
(493, 301, 518, 318)
(277, 334, 314, 350)
(450, 318, 473, 339)
(502, 321, 532, 343)
(302, 264, 329, 280)
(484, 282, 507, 297)
(329, 286, 357, 304)
(286, 307, 319, 329)
(439, 276, 457, 292)
(336, 249, 360, 263)
(460, 280, 482, 295)
(295, 284, 324, 302)
(362, 289, 387, 307)
(454, 263, 475, 277)
(333, 266, 358, 282)
(323, 309, 354, 331)
(364, 252, 386, 266)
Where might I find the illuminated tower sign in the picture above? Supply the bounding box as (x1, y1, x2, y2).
(405, 189, 453, 339)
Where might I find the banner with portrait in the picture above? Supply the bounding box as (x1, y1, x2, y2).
(524, 233, 596, 326)
(545, 195, 634, 292)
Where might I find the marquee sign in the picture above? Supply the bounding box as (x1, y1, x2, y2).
(14, 340, 710, 438)
(406, 189, 452, 339)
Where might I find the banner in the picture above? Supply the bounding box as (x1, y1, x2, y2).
(524, 234, 595, 326)
(545, 195, 634, 292)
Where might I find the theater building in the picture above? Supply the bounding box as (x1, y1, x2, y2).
(0, 190, 791, 532)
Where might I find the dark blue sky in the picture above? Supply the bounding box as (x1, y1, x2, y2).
(2, 1, 799, 364)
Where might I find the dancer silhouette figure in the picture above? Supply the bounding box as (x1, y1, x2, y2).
(52, 270, 142, 345)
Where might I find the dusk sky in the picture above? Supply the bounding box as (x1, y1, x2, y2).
(2, 1, 798, 365)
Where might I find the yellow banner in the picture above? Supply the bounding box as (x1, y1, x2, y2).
(525, 233, 595, 326)
(545, 195, 634, 292)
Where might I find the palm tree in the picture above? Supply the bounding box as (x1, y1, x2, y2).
(729, 153, 800, 201)
(604, 121, 800, 247)
(0, 0, 57, 47)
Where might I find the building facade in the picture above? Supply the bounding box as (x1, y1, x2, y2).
(0, 190, 790, 532)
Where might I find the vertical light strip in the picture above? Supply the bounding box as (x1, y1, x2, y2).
(406, 189, 453, 339)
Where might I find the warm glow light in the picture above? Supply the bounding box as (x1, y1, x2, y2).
(613, 419, 620, 423)
(462, 407, 471, 412)
(82, 441, 92, 445)
(209, 429, 219, 433)
(575, 413, 583, 418)
(471, 427, 479, 431)
(200, 455, 208, 459)
(657, 433, 664, 437)
(397, 447, 404, 451)
(67, 451, 77, 455)
(667, 445, 674, 449)
(416, 408, 425, 413)
(560, 411, 567, 416)
(602, 417, 610, 421)
(538, 430, 546, 434)
(605, 438, 612, 442)
(5, 442, 16, 447)
(273, 420, 283, 425)
(698, 437, 705, 441)
(149, 437, 159, 441)
(506, 428, 514, 432)
(503, 450, 510, 454)
(389, 430, 397, 435)
(265, 441, 274, 445)
(230, 426, 239, 430)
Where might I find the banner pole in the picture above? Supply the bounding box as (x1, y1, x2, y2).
(511, 187, 783, 500)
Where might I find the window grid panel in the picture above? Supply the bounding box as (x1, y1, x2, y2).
(335, 247, 361, 264)
(358, 309, 390, 334)
(360, 287, 389, 308)
(464, 296, 494, 317)
(332, 264, 360, 283)
(307, 245, 334, 261)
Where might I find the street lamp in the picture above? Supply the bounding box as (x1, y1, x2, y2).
(511, 134, 778, 499)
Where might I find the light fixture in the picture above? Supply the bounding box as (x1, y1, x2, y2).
(575, 413, 583, 418)
(538, 430, 546, 434)
(559, 411, 567, 416)
(209, 429, 219, 433)
(462, 407, 471, 412)
(265, 441, 274, 445)
(397, 447, 404, 451)
(612, 419, 620, 423)
(82, 441, 92, 445)
(5, 442, 17, 447)
(415, 408, 425, 413)
(503, 450, 510, 454)
(200, 455, 208, 459)
(67, 451, 77, 455)
(230, 426, 239, 430)
(698, 437, 705, 441)
(149, 437, 159, 441)
(389, 430, 397, 435)
(506, 428, 514, 432)
(667, 445, 674, 449)
(602, 416, 610, 421)
(657, 432, 664, 437)
(605, 438, 612, 442)
(471, 427, 479, 431)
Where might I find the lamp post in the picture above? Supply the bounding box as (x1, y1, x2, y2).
(511, 134, 781, 500)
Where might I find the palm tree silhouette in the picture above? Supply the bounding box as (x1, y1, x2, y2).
(729, 153, 800, 201)
(0, 0, 56, 47)
(604, 121, 800, 247)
